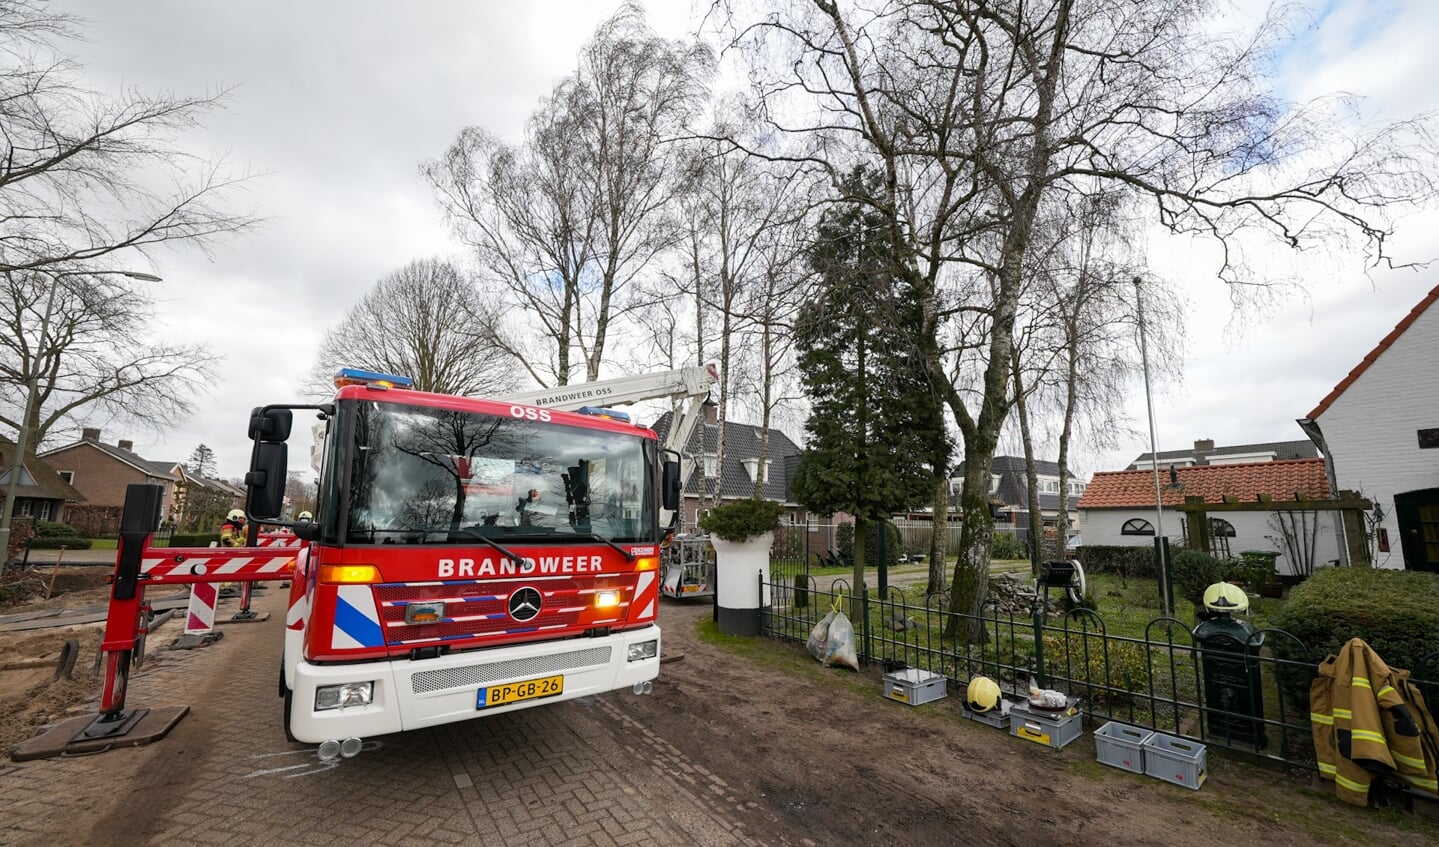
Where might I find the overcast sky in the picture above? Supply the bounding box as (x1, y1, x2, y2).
(48, 0, 1439, 483)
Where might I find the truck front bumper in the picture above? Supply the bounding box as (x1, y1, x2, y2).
(287, 625, 660, 744)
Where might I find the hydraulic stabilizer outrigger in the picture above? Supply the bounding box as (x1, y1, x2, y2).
(12, 483, 301, 760)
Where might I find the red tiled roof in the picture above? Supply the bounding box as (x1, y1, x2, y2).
(1307, 282, 1439, 420)
(1076, 458, 1330, 509)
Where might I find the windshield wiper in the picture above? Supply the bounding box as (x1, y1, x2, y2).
(434, 526, 527, 568)
(503, 530, 637, 562)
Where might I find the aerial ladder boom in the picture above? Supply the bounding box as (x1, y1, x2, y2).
(501, 364, 718, 414)
(502, 364, 717, 488)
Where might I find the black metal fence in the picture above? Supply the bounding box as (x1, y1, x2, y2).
(760, 563, 1439, 772)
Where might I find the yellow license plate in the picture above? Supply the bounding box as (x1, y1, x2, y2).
(682, 584, 700, 593)
(478, 675, 564, 709)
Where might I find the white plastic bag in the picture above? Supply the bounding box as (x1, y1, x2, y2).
(822, 610, 859, 670)
(807, 609, 837, 661)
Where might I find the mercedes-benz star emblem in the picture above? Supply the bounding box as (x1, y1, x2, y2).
(508, 587, 543, 622)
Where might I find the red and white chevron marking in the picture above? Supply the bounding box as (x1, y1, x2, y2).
(141, 548, 297, 584)
(257, 533, 302, 548)
(185, 582, 218, 634)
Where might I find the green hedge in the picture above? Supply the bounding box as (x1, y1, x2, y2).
(1169, 549, 1235, 607)
(991, 531, 1025, 560)
(34, 520, 80, 537)
(1272, 567, 1439, 704)
(29, 536, 93, 549)
(1077, 545, 1156, 578)
(166, 533, 223, 547)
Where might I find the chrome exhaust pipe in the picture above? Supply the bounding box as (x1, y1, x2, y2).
(632, 680, 653, 695)
(318, 739, 342, 762)
(318, 737, 366, 762)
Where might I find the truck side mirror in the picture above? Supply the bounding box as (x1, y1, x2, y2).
(245, 441, 288, 520)
(662, 459, 681, 511)
(249, 406, 294, 442)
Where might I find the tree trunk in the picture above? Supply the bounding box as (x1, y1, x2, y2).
(926, 473, 949, 595)
(851, 518, 868, 622)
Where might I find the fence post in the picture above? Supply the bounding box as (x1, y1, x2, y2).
(1032, 588, 1046, 688)
(861, 584, 871, 666)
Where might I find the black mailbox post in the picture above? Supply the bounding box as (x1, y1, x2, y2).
(1192, 614, 1268, 749)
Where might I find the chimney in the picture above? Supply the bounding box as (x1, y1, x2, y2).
(703, 399, 718, 425)
(1194, 438, 1214, 452)
(82, 428, 101, 442)
(117, 439, 134, 451)
(1169, 464, 1180, 487)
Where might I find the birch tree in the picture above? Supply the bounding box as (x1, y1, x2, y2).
(426, 3, 709, 386)
(726, 0, 1437, 640)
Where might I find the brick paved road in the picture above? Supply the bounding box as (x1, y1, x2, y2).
(0, 589, 767, 847)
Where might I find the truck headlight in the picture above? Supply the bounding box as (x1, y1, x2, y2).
(315, 681, 374, 711)
(627, 640, 658, 662)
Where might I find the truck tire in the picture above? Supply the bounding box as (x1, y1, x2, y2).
(279, 659, 297, 743)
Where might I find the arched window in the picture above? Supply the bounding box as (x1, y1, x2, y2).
(1121, 518, 1155, 536)
(1210, 518, 1237, 538)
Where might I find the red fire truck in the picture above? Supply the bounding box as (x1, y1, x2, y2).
(244, 366, 714, 746)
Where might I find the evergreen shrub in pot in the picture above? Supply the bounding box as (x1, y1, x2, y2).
(699, 497, 783, 543)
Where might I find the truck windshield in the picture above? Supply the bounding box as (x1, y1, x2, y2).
(339, 399, 656, 544)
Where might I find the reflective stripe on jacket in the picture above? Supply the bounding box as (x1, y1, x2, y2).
(1311, 638, 1439, 806)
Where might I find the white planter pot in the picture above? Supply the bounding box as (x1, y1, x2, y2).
(710, 531, 772, 635)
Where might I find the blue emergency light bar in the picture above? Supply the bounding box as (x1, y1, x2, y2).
(576, 406, 631, 423)
(333, 367, 415, 390)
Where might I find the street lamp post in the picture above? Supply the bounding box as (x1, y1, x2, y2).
(0, 269, 163, 564)
(1134, 276, 1173, 619)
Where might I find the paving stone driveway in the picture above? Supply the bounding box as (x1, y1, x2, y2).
(1, 589, 761, 847)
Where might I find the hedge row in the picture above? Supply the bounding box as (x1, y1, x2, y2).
(28, 536, 93, 550)
(1272, 567, 1439, 687)
(1074, 545, 1156, 578)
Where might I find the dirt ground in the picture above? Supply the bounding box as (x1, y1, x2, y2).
(0, 568, 125, 751)
(5, 572, 1439, 845)
(630, 601, 1439, 847)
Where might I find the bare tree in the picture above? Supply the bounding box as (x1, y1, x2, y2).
(426, 3, 709, 386)
(306, 258, 516, 398)
(0, 269, 218, 446)
(727, 0, 1437, 640)
(0, 1, 257, 276)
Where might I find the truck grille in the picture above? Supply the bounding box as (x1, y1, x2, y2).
(374, 580, 627, 646)
(410, 646, 612, 694)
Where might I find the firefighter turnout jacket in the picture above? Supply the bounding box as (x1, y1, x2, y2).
(1311, 637, 1439, 805)
(219, 520, 246, 547)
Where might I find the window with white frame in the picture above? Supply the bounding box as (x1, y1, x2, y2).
(58, 470, 75, 484)
(703, 454, 717, 478)
(1121, 518, 1155, 535)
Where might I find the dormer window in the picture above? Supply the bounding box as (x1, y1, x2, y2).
(741, 458, 771, 483)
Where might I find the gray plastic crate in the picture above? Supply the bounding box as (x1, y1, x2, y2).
(1142, 733, 1207, 789)
(1093, 722, 1154, 774)
(882, 669, 947, 706)
(1008, 701, 1082, 750)
(961, 697, 1015, 729)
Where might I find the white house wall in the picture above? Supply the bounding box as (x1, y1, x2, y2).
(1315, 300, 1439, 570)
(1079, 508, 1341, 576)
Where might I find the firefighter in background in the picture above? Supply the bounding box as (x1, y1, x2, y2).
(220, 509, 247, 546)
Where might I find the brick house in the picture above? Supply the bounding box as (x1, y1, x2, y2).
(0, 436, 86, 523)
(650, 407, 810, 530)
(40, 428, 181, 526)
(951, 456, 1086, 539)
(1298, 282, 1439, 572)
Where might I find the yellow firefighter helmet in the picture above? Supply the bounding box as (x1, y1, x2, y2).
(966, 676, 1002, 713)
(226, 508, 245, 522)
(1203, 581, 1249, 614)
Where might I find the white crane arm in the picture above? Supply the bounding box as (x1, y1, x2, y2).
(501, 364, 718, 412)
